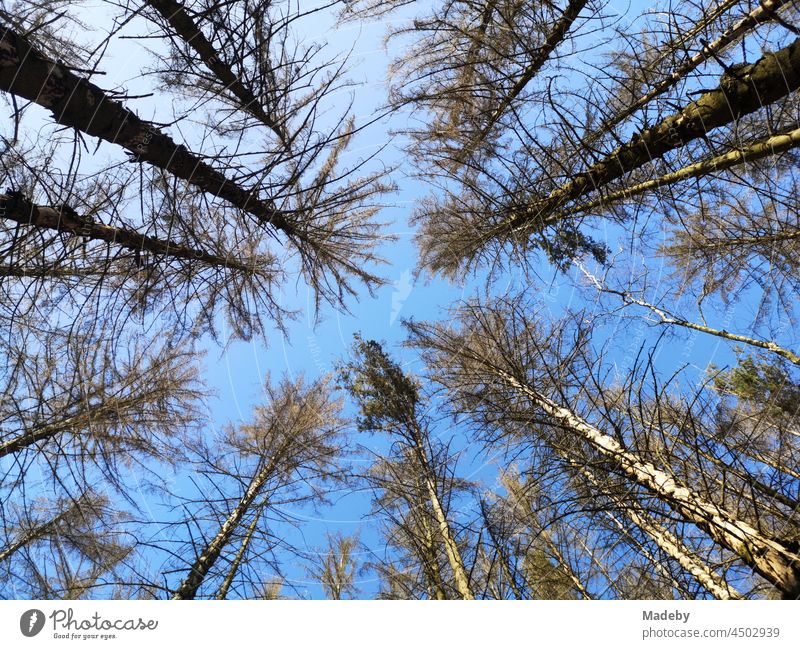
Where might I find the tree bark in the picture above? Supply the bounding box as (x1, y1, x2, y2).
(497, 369, 800, 598)
(172, 458, 275, 599)
(574, 462, 742, 599)
(144, 0, 288, 145)
(421, 472, 475, 599)
(215, 512, 261, 600)
(586, 0, 792, 145)
(558, 123, 800, 221)
(408, 421, 475, 599)
(508, 36, 800, 231)
(0, 25, 296, 238)
(0, 191, 254, 273)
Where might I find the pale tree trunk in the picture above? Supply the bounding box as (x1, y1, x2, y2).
(172, 458, 275, 600)
(586, 0, 793, 145)
(497, 369, 800, 598)
(573, 462, 742, 599)
(421, 473, 475, 599)
(560, 124, 800, 223)
(0, 511, 69, 563)
(215, 512, 261, 600)
(625, 408, 800, 514)
(0, 391, 158, 459)
(541, 535, 593, 600)
(408, 421, 475, 599)
(418, 511, 448, 600)
(499, 483, 592, 598)
(598, 508, 691, 597)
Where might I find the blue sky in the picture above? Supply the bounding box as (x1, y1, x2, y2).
(5, 0, 796, 598)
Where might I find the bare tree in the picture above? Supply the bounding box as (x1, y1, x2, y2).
(407, 294, 800, 597)
(339, 336, 476, 599)
(167, 375, 346, 600)
(306, 532, 361, 599)
(0, 3, 393, 341)
(0, 491, 134, 599)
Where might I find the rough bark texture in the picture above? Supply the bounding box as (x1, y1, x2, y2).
(418, 512, 449, 600)
(559, 124, 800, 220)
(215, 513, 260, 600)
(509, 36, 800, 230)
(172, 459, 274, 600)
(575, 463, 741, 600)
(410, 428, 475, 600)
(588, 0, 792, 143)
(0, 421, 70, 459)
(0, 191, 253, 272)
(0, 25, 296, 237)
(498, 370, 800, 598)
(145, 0, 288, 144)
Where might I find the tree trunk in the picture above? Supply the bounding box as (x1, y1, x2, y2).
(560, 123, 800, 222)
(573, 462, 742, 599)
(0, 25, 296, 238)
(459, 0, 589, 158)
(144, 0, 288, 145)
(0, 191, 254, 273)
(498, 369, 800, 598)
(172, 458, 274, 599)
(421, 473, 475, 599)
(215, 512, 261, 600)
(509, 36, 800, 231)
(586, 0, 792, 145)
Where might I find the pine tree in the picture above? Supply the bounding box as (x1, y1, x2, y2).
(339, 336, 476, 599)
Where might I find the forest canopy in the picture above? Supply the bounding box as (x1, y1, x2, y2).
(0, 0, 798, 600)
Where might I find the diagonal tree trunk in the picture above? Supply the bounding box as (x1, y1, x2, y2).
(541, 535, 593, 600)
(585, 0, 793, 146)
(495, 368, 800, 598)
(472, 0, 588, 145)
(410, 431, 475, 600)
(144, 0, 289, 145)
(0, 507, 74, 563)
(557, 123, 800, 222)
(572, 461, 743, 599)
(417, 508, 449, 600)
(0, 25, 297, 238)
(215, 511, 261, 600)
(506, 36, 800, 232)
(449, 0, 588, 167)
(172, 457, 276, 600)
(0, 191, 254, 273)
